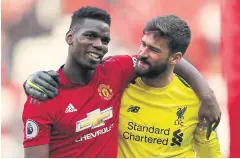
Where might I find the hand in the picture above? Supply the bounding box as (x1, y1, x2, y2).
(23, 70, 60, 101)
(198, 93, 221, 140)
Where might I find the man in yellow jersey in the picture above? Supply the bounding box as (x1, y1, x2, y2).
(118, 15, 222, 158)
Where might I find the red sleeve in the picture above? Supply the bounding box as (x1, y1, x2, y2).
(111, 55, 137, 83)
(22, 96, 53, 148)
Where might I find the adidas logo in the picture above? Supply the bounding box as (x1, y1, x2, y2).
(127, 105, 140, 113)
(65, 103, 77, 113)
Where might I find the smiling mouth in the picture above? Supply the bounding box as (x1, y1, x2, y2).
(88, 52, 102, 62)
(138, 61, 149, 66)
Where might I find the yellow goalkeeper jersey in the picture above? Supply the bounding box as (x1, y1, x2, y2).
(118, 75, 222, 158)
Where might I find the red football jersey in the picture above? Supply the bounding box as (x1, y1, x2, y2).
(22, 55, 136, 157)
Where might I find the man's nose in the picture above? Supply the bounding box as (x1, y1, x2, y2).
(93, 38, 103, 50)
(139, 47, 149, 58)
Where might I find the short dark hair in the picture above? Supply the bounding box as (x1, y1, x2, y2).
(69, 6, 111, 30)
(144, 15, 191, 55)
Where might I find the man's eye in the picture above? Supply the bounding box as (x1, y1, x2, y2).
(86, 34, 96, 38)
(102, 39, 110, 45)
(148, 47, 160, 53)
(151, 48, 159, 53)
(141, 42, 146, 47)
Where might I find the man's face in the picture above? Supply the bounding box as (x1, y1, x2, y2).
(135, 32, 170, 77)
(67, 19, 110, 70)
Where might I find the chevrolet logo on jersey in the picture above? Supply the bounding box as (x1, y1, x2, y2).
(76, 107, 113, 132)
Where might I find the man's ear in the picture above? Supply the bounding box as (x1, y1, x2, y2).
(169, 52, 183, 65)
(65, 30, 74, 45)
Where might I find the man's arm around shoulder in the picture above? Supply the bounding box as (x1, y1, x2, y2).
(174, 58, 221, 139)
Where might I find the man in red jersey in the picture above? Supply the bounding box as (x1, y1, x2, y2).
(22, 6, 220, 158)
(22, 6, 134, 158)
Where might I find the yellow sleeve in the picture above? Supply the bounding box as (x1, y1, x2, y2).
(194, 126, 223, 158)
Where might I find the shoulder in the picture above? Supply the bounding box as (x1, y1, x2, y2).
(23, 95, 60, 117)
(101, 55, 136, 66)
(97, 55, 136, 85)
(98, 55, 134, 74)
(173, 74, 200, 104)
(175, 74, 192, 89)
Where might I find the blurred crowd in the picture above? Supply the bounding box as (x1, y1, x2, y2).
(1, 0, 229, 157)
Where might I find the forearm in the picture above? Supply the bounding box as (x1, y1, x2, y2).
(174, 58, 214, 99)
(24, 144, 49, 158)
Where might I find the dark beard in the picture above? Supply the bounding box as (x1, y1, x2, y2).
(135, 61, 168, 78)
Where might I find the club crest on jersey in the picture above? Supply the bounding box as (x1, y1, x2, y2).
(76, 107, 113, 132)
(98, 84, 113, 100)
(174, 107, 187, 126)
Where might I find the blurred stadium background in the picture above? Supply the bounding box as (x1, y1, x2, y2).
(1, 0, 231, 157)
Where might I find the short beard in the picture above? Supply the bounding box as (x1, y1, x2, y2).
(135, 62, 168, 78)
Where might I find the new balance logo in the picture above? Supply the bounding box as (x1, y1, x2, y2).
(65, 104, 77, 113)
(127, 105, 140, 113)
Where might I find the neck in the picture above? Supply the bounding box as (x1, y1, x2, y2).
(62, 57, 94, 86)
(141, 66, 174, 88)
